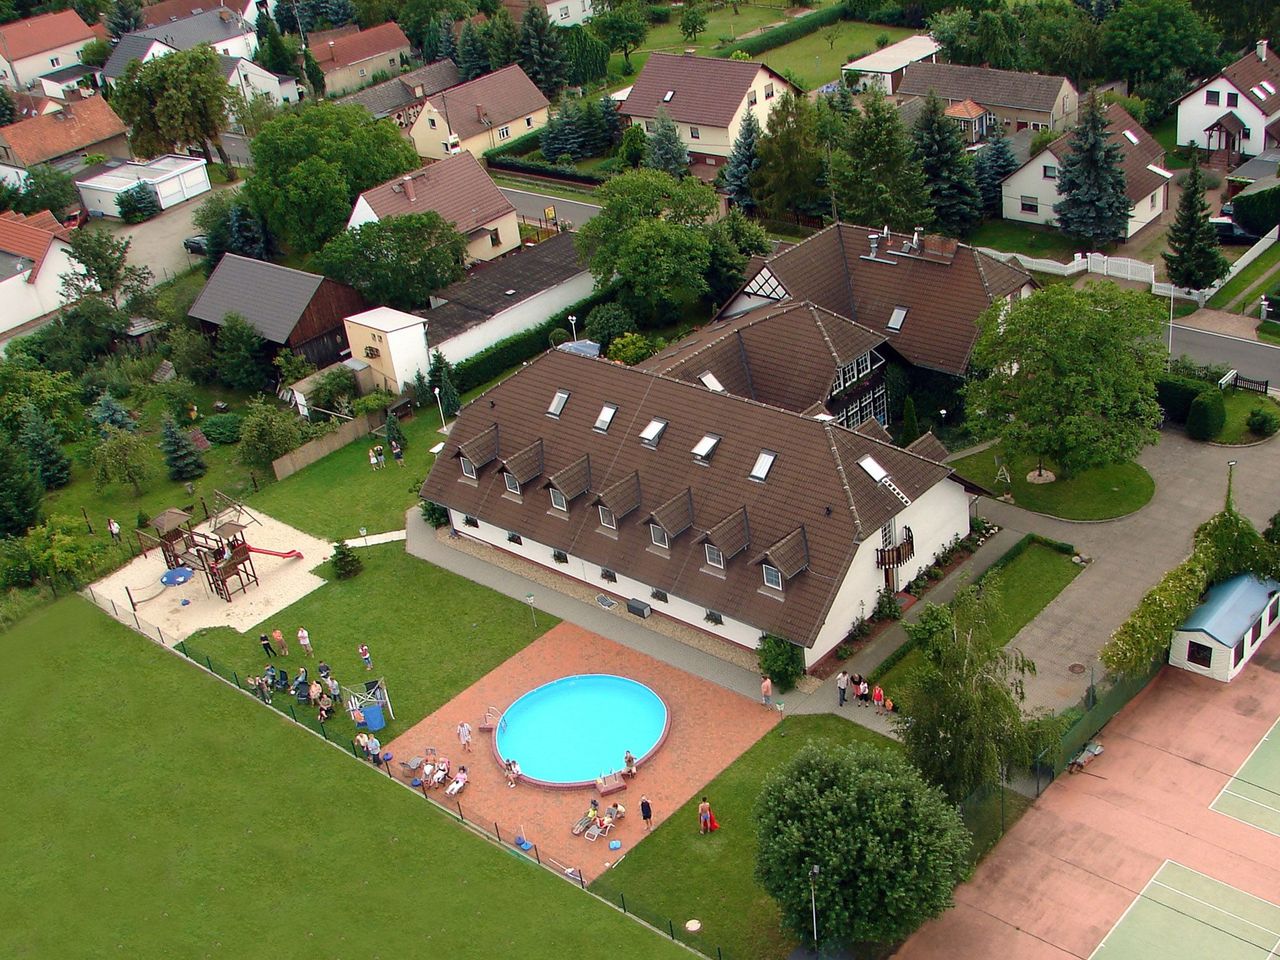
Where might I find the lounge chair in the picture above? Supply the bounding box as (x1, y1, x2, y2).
(584, 820, 612, 842)
(571, 807, 599, 835)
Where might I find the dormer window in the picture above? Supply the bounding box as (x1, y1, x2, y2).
(704, 544, 724, 569)
(640, 418, 667, 447)
(650, 524, 668, 548)
(549, 488, 567, 511)
(598, 505, 616, 529)
(594, 404, 617, 432)
(460, 456, 476, 479)
(503, 472, 521, 495)
(547, 389, 570, 418)
(762, 564, 784, 591)
(692, 434, 720, 463)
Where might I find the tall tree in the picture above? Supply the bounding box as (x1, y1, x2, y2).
(0, 438, 42, 537)
(831, 89, 932, 231)
(1163, 150, 1229, 291)
(618, 124, 646, 167)
(973, 123, 1019, 215)
(705, 207, 768, 305)
(722, 106, 761, 212)
(1052, 96, 1132, 248)
(484, 7, 520, 68)
(106, 0, 143, 37)
(0, 85, 15, 127)
(215, 313, 270, 391)
(643, 107, 688, 178)
(964, 283, 1165, 477)
(755, 742, 971, 947)
(518, 4, 568, 97)
(679, 2, 707, 42)
(303, 48, 326, 95)
(590, 3, 647, 71)
(457, 19, 491, 80)
(60, 228, 153, 310)
(753, 91, 826, 219)
(256, 13, 295, 76)
(91, 425, 152, 496)
(15, 164, 76, 217)
(18, 404, 70, 490)
(561, 23, 609, 87)
(313, 212, 467, 310)
(1101, 0, 1221, 96)
(159, 415, 207, 481)
(912, 92, 981, 237)
(428, 349, 460, 417)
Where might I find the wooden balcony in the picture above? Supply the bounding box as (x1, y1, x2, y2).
(875, 532, 914, 570)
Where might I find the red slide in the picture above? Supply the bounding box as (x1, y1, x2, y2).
(245, 545, 304, 560)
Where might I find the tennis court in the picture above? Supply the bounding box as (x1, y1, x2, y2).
(1092, 861, 1280, 960)
(1213, 716, 1280, 837)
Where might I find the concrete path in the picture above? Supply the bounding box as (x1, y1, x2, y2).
(351, 529, 406, 547)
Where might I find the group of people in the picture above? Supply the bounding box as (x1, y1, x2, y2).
(405, 751, 470, 795)
(247, 660, 341, 722)
(835, 670, 895, 713)
(256, 627, 315, 658)
(367, 441, 404, 471)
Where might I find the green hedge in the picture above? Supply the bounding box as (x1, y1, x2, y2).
(718, 4, 845, 57)
(1187, 388, 1226, 440)
(483, 127, 544, 160)
(452, 286, 615, 393)
(1234, 183, 1280, 237)
(644, 3, 670, 23)
(1156, 375, 1205, 424)
(485, 155, 609, 185)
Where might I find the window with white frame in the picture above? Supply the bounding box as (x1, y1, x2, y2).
(460, 457, 476, 479)
(503, 472, 521, 495)
(1042, 164, 1057, 179)
(359, 68, 367, 76)
(856, 352, 871, 378)
(559, 4, 569, 17)
(748, 90, 757, 105)
(1150, 193, 1157, 209)
(598, 505, 616, 529)
(526, 117, 534, 127)
(498, 126, 511, 140)
(601, 568, 617, 583)
(640, 418, 667, 446)
(1020, 196, 1039, 213)
(704, 543, 724, 569)
(762, 564, 783, 591)
(764, 83, 774, 99)
(428, 117, 437, 128)
(50, 57, 60, 67)
(650, 524, 669, 548)
(690, 126, 700, 139)
(549, 488, 567, 511)
(463, 515, 479, 527)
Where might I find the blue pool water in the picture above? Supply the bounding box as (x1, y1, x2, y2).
(495, 674, 668, 785)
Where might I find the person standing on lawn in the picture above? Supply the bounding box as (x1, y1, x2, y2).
(698, 797, 712, 834)
(297, 626, 313, 657)
(272, 628, 287, 656)
(358, 643, 372, 670)
(259, 633, 275, 657)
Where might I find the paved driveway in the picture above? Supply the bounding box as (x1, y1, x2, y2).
(105, 181, 235, 287)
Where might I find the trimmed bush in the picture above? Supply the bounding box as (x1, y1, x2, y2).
(1156, 375, 1207, 424)
(719, 4, 844, 57)
(1186, 388, 1226, 440)
(116, 183, 161, 224)
(644, 3, 670, 23)
(1247, 407, 1280, 437)
(1234, 183, 1280, 237)
(330, 540, 363, 579)
(758, 633, 805, 691)
(484, 154, 609, 184)
(200, 412, 243, 444)
(420, 500, 450, 527)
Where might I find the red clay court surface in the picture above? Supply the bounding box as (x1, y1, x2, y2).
(385, 622, 778, 883)
(895, 634, 1280, 960)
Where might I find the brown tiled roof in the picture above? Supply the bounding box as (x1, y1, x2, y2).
(355, 151, 514, 233)
(906, 431, 950, 462)
(457, 423, 499, 467)
(0, 210, 71, 283)
(313, 22, 408, 71)
(641, 300, 886, 414)
(0, 98, 127, 167)
(648, 488, 694, 538)
(1046, 103, 1168, 206)
(547, 454, 591, 500)
(621, 52, 790, 128)
(307, 24, 361, 48)
(898, 62, 1070, 113)
(730, 223, 1031, 375)
(425, 64, 548, 141)
(855, 420, 894, 444)
(420, 350, 955, 647)
(337, 59, 461, 118)
(0, 10, 93, 61)
(1204, 45, 1280, 114)
(501, 438, 544, 485)
(1206, 110, 1247, 136)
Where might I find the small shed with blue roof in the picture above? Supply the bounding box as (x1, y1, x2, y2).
(1171, 573, 1280, 681)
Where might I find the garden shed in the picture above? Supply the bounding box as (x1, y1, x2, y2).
(1170, 573, 1280, 682)
(75, 155, 209, 218)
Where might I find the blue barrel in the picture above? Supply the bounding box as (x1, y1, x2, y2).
(362, 702, 386, 731)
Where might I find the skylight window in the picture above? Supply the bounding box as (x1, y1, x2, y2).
(888, 306, 908, 331)
(640, 418, 667, 446)
(1262, 81, 1276, 95)
(858, 455, 888, 483)
(547, 389, 570, 417)
(698, 371, 725, 392)
(750, 450, 777, 482)
(662, 90, 674, 102)
(692, 434, 721, 462)
(594, 403, 618, 432)
(1250, 85, 1266, 99)
(1122, 129, 1139, 144)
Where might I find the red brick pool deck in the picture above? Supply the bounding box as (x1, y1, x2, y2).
(385, 622, 778, 883)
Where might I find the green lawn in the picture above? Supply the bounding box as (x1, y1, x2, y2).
(183, 543, 556, 742)
(968, 220, 1079, 261)
(1148, 114, 1191, 170)
(759, 21, 914, 89)
(876, 539, 1082, 697)
(951, 443, 1155, 520)
(1215, 389, 1280, 444)
(607, 5, 791, 82)
(1206, 242, 1280, 310)
(0, 598, 683, 960)
(1258, 320, 1280, 345)
(591, 715, 895, 960)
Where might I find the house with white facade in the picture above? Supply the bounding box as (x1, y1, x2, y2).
(1175, 40, 1280, 167)
(220, 54, 299, 106)
(0, 10, 96, 91)
(409, 64, 549, 160)
(0, 210, 77, 349)
(133, 7, 258, 61)
(1170, 574, 1280, 682)
(1002, 103, 1172, 240)
(103, 35, 176, 84)
(620, 53, 797, 179)
(842, 34, 940, 94)
(503, 0, 593, 28)
(420, 348, 973, 670)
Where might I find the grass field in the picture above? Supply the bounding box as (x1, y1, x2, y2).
(760, 21, 913, 89)
(1206, 243, 1280, 310)
(1215, 389, 1280, 445)
(1149, 114, 1191, 170)
(0, 598, 684, 960)
(876, 539, 1082, 697)
(1258, 320, 1280, 345)
(951, 443, 1155, 520)
(607, 5, 789, 84)
(183, 543, 555, 742)
(968, 220, 1079, 261)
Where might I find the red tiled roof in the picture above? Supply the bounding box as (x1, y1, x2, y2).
(425, 64, 548, 140)
(0, 97, 128, 167)
(141, 0, 225, 28)
(1219, 46, 1280, 114)
(312, 22, 409, 71)
(1047, 103, 1168, 205)
(0, 210, 72, 283)
(356, 151, 514, 233)
(622, 52, 790, 128)
(945, 98, 986, 120)
(306, 24, 361, 48)
(0, 10, 94, 62)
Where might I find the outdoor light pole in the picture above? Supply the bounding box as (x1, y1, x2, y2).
(433, 386, 446, 427)
(809, 864, 820, 955)
(568, 314, 578, 343)
(525, 592, 537, 628)
(1228, 459, 1238, 500)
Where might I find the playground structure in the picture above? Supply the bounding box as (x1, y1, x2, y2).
(135, 493, 303, 605)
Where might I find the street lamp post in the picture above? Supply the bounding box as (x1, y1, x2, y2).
(525, 592, 537, 628)
(433, 386, 446, 428)
(568, 314, 578, 343)
(809, 864, 820, 955)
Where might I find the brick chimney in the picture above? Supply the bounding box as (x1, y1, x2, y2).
(402, 175, 415, 202)
(920, 233, 958, 262)
(1259, 39, 1269, 62)
(475, 103, 484, 122)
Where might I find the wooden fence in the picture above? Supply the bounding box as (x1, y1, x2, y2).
(270, 410, 386, 481)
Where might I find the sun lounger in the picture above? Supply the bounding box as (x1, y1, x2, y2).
(571, 812, 595, 835)
(584, 820, 612, 842)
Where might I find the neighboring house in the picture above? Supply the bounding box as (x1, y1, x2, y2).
(220, 54, 298, 105)
(1170, 574, 1280, 683)
(410, 64, 549, 160)
(419, 348, 971, 669)
(103, 35, 176, 85)
(310, 22, 410, 96)
(842, 34, 940, 95)
(74, 155, 211, 218)
(0, 209, 76, 348)
(896, 62, 1078, 132)
(0, 10, 96, 90)
(1176, 41, 1280, 167)
(1227, 149, 1280, 197)
(189, 254, 367, 368)
(34, 63, 101, 101)
(0, 97, 130, 187)
(1001, 103, 1172, 240)
(347, 151, 519, 262)
(620, 53, 796, 177)
(133, 7, 258, 60)
(945, 99, 992, 144)
(503, 0, 594, 28)
(140, 0, 267, 28)
(337, 59, 461, 128)
(721, 223, 1035, 379)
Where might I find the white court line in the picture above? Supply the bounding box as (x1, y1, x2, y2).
(1220, 788, 1280, 817)
(1148, 878, 1280, 940)
(1210, 803, 1280, 841)
(1211, 716, 1280, 813)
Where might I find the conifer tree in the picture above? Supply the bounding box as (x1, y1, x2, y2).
(0, 86, 15, 128)
(830, 89, 932, 231)
(518, 4, 568, 97)
(912, 93, 981, 237)
(385, 412, 407, 451)
(257, 15, 294, 77)
(722, 106, 761, 212)
(643, 107, 688, 178)
(107, 0, 144, 38)
(1052, 96, 1131, 248)
(428, 349, 460, 417)
(1162, 150, 1228, 291)
(159, 415, 207, 481)
(90, 393, 136, 435)
(0, 438, 42, 537)
(484, 8, 521, 68)
(973, 123, 1019, 216)
(598, 95, 622, 148)
(899, 396, 921, 445)
(458, 20, 491, 80)
(753, 91, 826, 219)
(18, 405, 70, 490)
(228, 204, 269, 261)
(437, 17, 458, 62)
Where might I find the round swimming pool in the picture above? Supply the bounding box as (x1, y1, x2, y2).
(494, 674, 669, 788)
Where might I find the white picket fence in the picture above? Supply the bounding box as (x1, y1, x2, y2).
(976, 224, 1280, 308)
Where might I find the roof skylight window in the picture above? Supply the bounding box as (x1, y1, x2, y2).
(698, 371, 725, 392)
(547, 389, 570, 417)
(692, 434, 721, 462)
(594, 403, 617, 432)
(750, 450, 777, 481)
(640, 418, 668, 446)
(888, 306, 908, 331)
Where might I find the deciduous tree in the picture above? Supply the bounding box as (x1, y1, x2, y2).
(1163, 150, 1229, 291)
(91, 425, 152, 496)
(679, 2, 707, 41)
(591, 3, 647, 70)
(0, 86, 14, 127)
(313, 212, 467, 310)
(60, 227, 153, 310)
(705, 207, 768, 305)
(1101, 0, 1220, 96)
(753, 91, 826, 219)
(16, 164, 77, 217)
(238, 399, 303, 466)
(1052, 96, 1132, 248)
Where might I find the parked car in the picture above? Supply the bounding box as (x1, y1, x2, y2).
(183, 235, 209, 254)
(1211, 217, 1261, 245)
(1219, 201, 1234, 218)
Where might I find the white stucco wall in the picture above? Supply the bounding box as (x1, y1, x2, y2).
(1177, 79, 1273, 153)
(0, 240, 74, 341)
(546, 0, 594, 27)
(1170, 597, 1279, 683)
(347, 195, 378, 230)
(2, 39, 91, 89)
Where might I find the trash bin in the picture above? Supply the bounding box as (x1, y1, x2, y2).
(362, 702, 386, 731)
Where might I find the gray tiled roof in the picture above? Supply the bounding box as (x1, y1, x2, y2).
(104, 34, 172, 80)
(337, 59, 460, 118)
(898, 62, 1070, 113)
(189, 255, 325, 344)
(135, 7, 252, 51)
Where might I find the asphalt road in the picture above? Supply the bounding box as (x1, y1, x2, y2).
(498, 186, 600, 227)
(1170, 323, 1280, 387)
